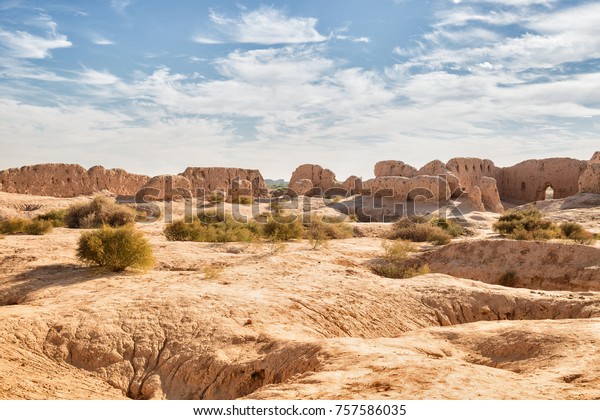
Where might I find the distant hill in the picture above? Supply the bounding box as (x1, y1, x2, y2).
(264, 179, 288, 188)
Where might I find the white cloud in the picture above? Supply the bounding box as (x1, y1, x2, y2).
(0, 14, 71, 59)
(77, 68, 120, 85)
(90, 34, 115, 45)
(193, 6, 327, 45)
(335, 35, 371, 43)
(110, 0, 132, 13)
(0, 28, 71, 58)
(461, 0, 556, 5)
(1, 2, 598, 179)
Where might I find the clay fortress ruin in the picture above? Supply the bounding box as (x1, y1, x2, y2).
(1, 152, 599, 211)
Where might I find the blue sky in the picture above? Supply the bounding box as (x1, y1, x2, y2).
(0, 0, 598, 179)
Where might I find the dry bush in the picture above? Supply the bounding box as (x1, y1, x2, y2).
(426, 230, 452, 245)
(263, 215, 305, 241)
(77, 225, 154, 272)
(232, 196, 253, 205)
(34, 209, 67, 227)
(24, 220, 54, 235)
(65, 196, 137, 228)
(207, 191, 225, 204)
(268, 240, 287, 254)
(164, 214, 260, 243)
(493, 208, 592, 243)
(493, 207, 558, 240)
(305, 215, 354, 249)
(202, 264, 224, 279)
(430, 217, 464, 237)
(371, 241, 430, 279)
(559, 222, 594, 244)
(390, 223, 451, 244)
(0, 218, 53, 235)
(0, 218, 27, 234)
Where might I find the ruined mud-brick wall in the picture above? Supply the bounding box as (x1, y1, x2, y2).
(445, 158, 498, 189)
(0, 164, 149, 197)
(179, 167, 267, 197)
(497, 158, 587, 204)
(289, 164, 341, 191)
(374, 161, 418, 178)
(288, 164, 360, 195)
(362, 175, 451, 202)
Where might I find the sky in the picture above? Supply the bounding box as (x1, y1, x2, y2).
(0, 0, 599, 180)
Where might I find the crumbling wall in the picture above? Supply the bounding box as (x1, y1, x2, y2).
(498, 158, 587, 204)
(0, 164, 149, 197)
(362, 175, 450, 202)
(445, 158, 497, 189)
(374, 161, 418, 178)
(289, 164, 341, 192)
(179, 167, 266, 197)
(579, 163, 600, 195)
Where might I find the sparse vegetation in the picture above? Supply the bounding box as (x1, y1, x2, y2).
(430, 217, 464, 238)
(202, 264, 224, 279)
(390, 222, 452, 244)
(24, 220, 54, 235)
(232, 195, 253, 205)
(34, 209, 67, 227)
(306, 215, 354, 242)
(559, 222, 594, 244)
(493, 207, 594, 243)
(164, 213, 260, 243)
(427, 230, 452, 246)
(0, 218, 53, 235)
(371, 241, 431, 279)
(77, 225, 155, 272)
(207, 191, 225, 204)
(0, 218, 27, 234)
(268, 240, 287, 254)
(263, 215, 305, 241)
(65, 196, 137, 228)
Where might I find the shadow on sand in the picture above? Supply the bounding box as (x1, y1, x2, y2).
(1, 263, 116, 305)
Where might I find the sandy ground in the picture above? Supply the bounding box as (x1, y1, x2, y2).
(1, 192, 600, 399)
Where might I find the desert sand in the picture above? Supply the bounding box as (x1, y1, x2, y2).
(1, 189, 599, 400)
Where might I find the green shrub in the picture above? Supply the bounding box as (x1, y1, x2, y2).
(559, 222, 583, 238)
(208, 191, 225, 204)
(430, 217, 464, 237)
(232, 196, 253, 205)
(35, 209, 67, 227)
(493, 207, 556, 239)
(371, 241, 430, 279)
(559, 222, 594, 244)
(427, 230, 452, 245)
(24, 220, 53, 235)
(65, 196, 137, 228)
(77, 225, 154, 272)
(382, 240, 417, 261)
(492, 208, 592, 242)
(196, 209, 226, 224)
(164, 214, 260, 243)
(0, 218, 28, 234)
(390, 223, 450, 244)
(0, 218, 53, 235)
(306, 216, 354, 240)
(263, 216, 305, 241)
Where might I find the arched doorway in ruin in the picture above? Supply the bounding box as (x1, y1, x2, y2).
(544, 185, 554, 200)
